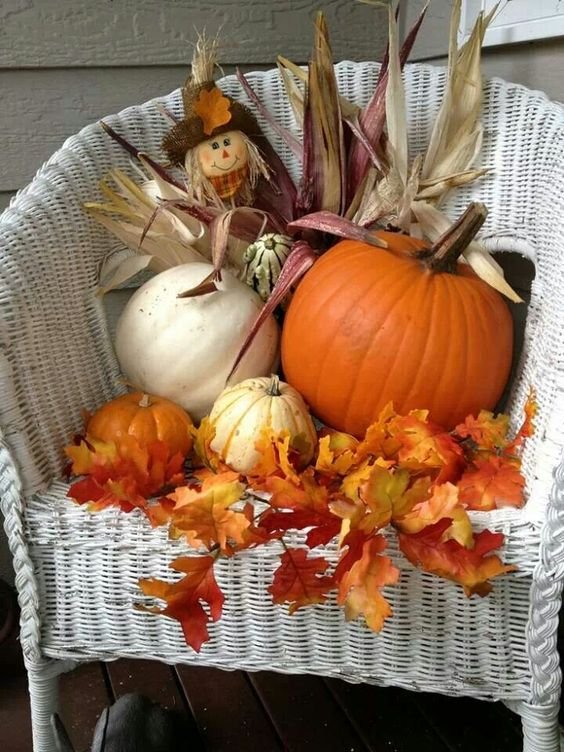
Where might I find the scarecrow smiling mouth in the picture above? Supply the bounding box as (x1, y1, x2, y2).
(212, 155, 241, 171)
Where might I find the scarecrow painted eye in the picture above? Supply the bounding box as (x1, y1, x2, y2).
(212, 141, 220, 150)
(223, 137, 231, 146)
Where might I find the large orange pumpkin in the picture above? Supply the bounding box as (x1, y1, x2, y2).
(87, 392, 193, 457)
(281, 213, 513, 437)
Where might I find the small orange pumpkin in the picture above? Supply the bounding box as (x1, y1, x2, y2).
(281, 205, 514, 437)
(87, 392, 194, 457)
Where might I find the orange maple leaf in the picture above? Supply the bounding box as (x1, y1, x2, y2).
(168, 474, 248, 551)
(193, 87, 232, 135)
(336, 535, 399, 632)
(394, 482, 473, 549)
(260, 468, 330, 513)
(232, 501, 281, 552)
(269, 549, 335, 613)
(391, 414, 464, 484)
(398, 519, 515, 596)
(458, 456, 525, 511)
(139, 555, 223, 652)
(257, 469, 341, 546)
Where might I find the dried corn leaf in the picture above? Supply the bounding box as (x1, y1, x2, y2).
(347, 2, 428, 204)
(385, 3, 408, 187)
(305, 12, 346, 215)
(416, 168, 488, 200)
(236, 69, 303, 160)
(277, 55, 359, 120)
(277, 57, 305, 126)
(421, 1, 498, 194)
(98, 253, 154, 295)
(412, 200, 522, 302)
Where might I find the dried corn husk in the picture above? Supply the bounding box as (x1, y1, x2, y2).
(419, 0, 498, 200)
(85, 166, 252, 293)
(352, 4, 420, 231)
(277, 55, 360, 122)
(304, 12, 346, 215)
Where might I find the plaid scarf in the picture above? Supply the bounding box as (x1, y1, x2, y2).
(209, 163, 250, 200)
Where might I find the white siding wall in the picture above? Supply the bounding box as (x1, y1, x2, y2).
(0, 0, 562, 581)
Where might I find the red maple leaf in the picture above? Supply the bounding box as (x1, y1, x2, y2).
(260, 508, 341, 548)
(398, 519, 515, 596)
(138, 555, 224, 652)
(269, 549, 335, 613)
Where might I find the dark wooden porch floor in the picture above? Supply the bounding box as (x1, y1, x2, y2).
(1, 658, 525, 752)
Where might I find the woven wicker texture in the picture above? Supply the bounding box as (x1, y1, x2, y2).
(1, 62, 564, 751)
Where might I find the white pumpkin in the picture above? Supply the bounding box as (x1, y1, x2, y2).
(115, 263, 279, 420)
(209, 375, 317, 473)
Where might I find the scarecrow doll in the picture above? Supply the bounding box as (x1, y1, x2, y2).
(162, 40, 270, 208)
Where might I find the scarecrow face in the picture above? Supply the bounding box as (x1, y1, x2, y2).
(193, 130, 248, 178)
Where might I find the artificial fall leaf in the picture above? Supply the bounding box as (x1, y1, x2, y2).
(139, 555, 223, 652)
(391, 414, 464, 484)
(353, 402, 399, 463)
(398, 519, 515, 597)
(337, 464, 406, 534)
(190, 418, 224, 472)
(145, 496, 176, 528)
(454, 410, 510, 453)
(261, 468, 330, 513)
(458, 456, 525, 511)
(194, 87, 232, 135)
(233, 502, 281, 552)
(247, 429, 303, 483)
(507, 391, 537, 455)
(336, 535, 399, 632)
(260, 507, 340, 548)
(394, 483, 474, 546)
(258, 469, 340, 546)
(269, 549, 335, 613)
(315, 429, 359, 476)
(168, 474, 249, 551)
(66, 436, 185, 513)
(172, 470, 242, 509)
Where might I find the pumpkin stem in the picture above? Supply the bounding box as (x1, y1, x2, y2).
(423, 202, 488, 273)
(139, 393, 151, 408)
(266, 375, 281, 397)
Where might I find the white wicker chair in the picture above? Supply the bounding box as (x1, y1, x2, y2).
(1, 62, 564, 752)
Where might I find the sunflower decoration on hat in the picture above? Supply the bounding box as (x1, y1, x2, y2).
(162, 38, 270, 208)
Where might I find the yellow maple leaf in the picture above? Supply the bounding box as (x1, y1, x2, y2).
(65, 436, 118, 475)
(315, 430, 359, 476)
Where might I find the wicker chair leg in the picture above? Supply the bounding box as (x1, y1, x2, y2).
(519, 702, 561, 752)
(26, 659, 72, 752)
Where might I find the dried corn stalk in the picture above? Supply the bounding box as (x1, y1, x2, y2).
(358, 1, 517, 300)
(420, 0, 497, 199)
